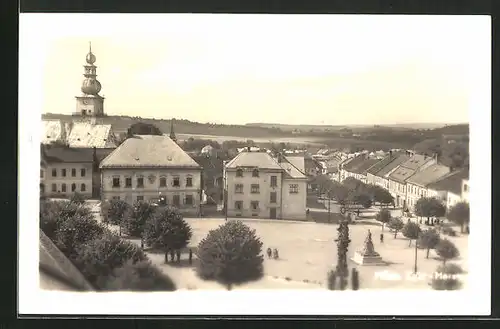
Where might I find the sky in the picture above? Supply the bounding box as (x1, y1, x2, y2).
(21, 14, 489, 126)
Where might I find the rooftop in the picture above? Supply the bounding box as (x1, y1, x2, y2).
(427, 169, 469, 195)
(406, 164, 451, 187)
(226, 151, 283, 170)
(400, 154, 434, 170)
(41, 145, 94, 163)
(343, 155, 381, 174)
(374, 154, 410, 177)
(100, 135, 201, 169)
(67, 122, 117, 148)
(366, 152, 403, 175)
(286, 156, 306, 173)
(39, 229, 94, 291)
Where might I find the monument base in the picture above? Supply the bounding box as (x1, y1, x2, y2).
(350, 251, 386, 266)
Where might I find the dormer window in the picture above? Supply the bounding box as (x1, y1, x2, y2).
(236, 169, 243, 177)
(252, 169, 259, 177)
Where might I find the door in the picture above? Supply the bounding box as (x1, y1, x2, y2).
(270, 208, 277, 219)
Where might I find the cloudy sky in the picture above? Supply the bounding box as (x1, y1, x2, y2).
(21, 14, 489, 125)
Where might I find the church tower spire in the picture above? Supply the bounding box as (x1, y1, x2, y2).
(75, 42, 105, 118)
(169, 118, 177, 143)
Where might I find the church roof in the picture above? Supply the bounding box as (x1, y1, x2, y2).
(67, 122, 117, 148)
(100, 135, 201, 169)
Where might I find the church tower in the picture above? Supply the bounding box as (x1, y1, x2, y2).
(75, 42, 105, 117)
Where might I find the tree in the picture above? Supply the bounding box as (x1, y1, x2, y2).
(431, 263, 464, 290)
(418, 229, 441, 259)
(414, 197, 446, 223)
(370, 185, 394, 206)
(102, 199, 132, 235)
(351, 268, 360, 291)
(447, 202, 470, 233)
(402, 221, 421, 247)
(196, 220, 264, 290)
(355, 193, 372, 209)
(375, 209, 391, 231)
(435, 239, 460, 266)
(102, 259, 176, 291)
(40, 199, 93, 240)
(54, 213, 106, 258)
(387, 218, 404, 238)
(70, 192, 86, 205)
(127, 122, 162, 136)
(142, 206, 192, 263)
(74, 233, 148, 288)
(125, 201, 156, 239)
(334, 220, 351, 290)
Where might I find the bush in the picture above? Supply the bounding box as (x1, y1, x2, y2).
(102, 259, 176, 291)
(435, 239, 460, 266)
(351, 268, 360, 290)
(431, 263, 464, 290)
(375, 209, 391, 229)
(142, 206, 192, 260)
(327, 270, 337, 290)
(70, 192, 86, 205)
(196, 220, 264, 290)
(74, 233, 148, 288)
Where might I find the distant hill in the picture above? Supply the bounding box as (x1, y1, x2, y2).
(246, 122, 450, 132)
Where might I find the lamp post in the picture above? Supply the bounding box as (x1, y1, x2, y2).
(327, 190, 331, 222)
(413, 223, 420, 275)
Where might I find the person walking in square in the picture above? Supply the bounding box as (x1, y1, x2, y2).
(380, 233, 384, 243)
(176, 249, 181, 263)
(189, 248, 193, 265)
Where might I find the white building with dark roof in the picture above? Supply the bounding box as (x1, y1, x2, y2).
(99, 135, 202, 215)
(224, 150, 307, 220)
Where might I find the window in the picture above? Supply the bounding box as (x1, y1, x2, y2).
(40, 170, 44, 178)
(186, 176, 193, 187)
(270, 192, 277, 203)
(71, 168, 76, 177)
(160, 177, 167, 187)
(125, 177, 132, 188)
(137, 196, 144, 202)
(185, 194, 193, 205)
(252, 169, 259, 177)
(236, 169, 243, 177)
(51, 184, 57, 192)
(235, 184, 244, 194)
(173, 176, 180, 187)
(251, 184, 260, 194)
(173, 195, 180, 206)
(251, 201, 259, 211)
(61, 183, 67, 192)
(71, 183, 76, 192)
(81, 168, 86, 177)
(52, 169, 57, 177)
(270, 175, 277, 187)
(235, 201, 243, 210)
(137, 176, 144, 188)
(289, 184, 299, 194)
(81, 183, 86, 192)
(112, 177, 120, 188)
(112, 196, 120, 200)
(62, 169, 67, 177)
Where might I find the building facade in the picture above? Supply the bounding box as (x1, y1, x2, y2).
(100, 135, 202, 216)
(405, 164, 451, 211)
(40, 146, 95, 198)
(224, 151, 307, 220)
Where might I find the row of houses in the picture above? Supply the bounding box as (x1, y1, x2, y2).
(40, 134, 309, 220)
(338, 150, 469, 211)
